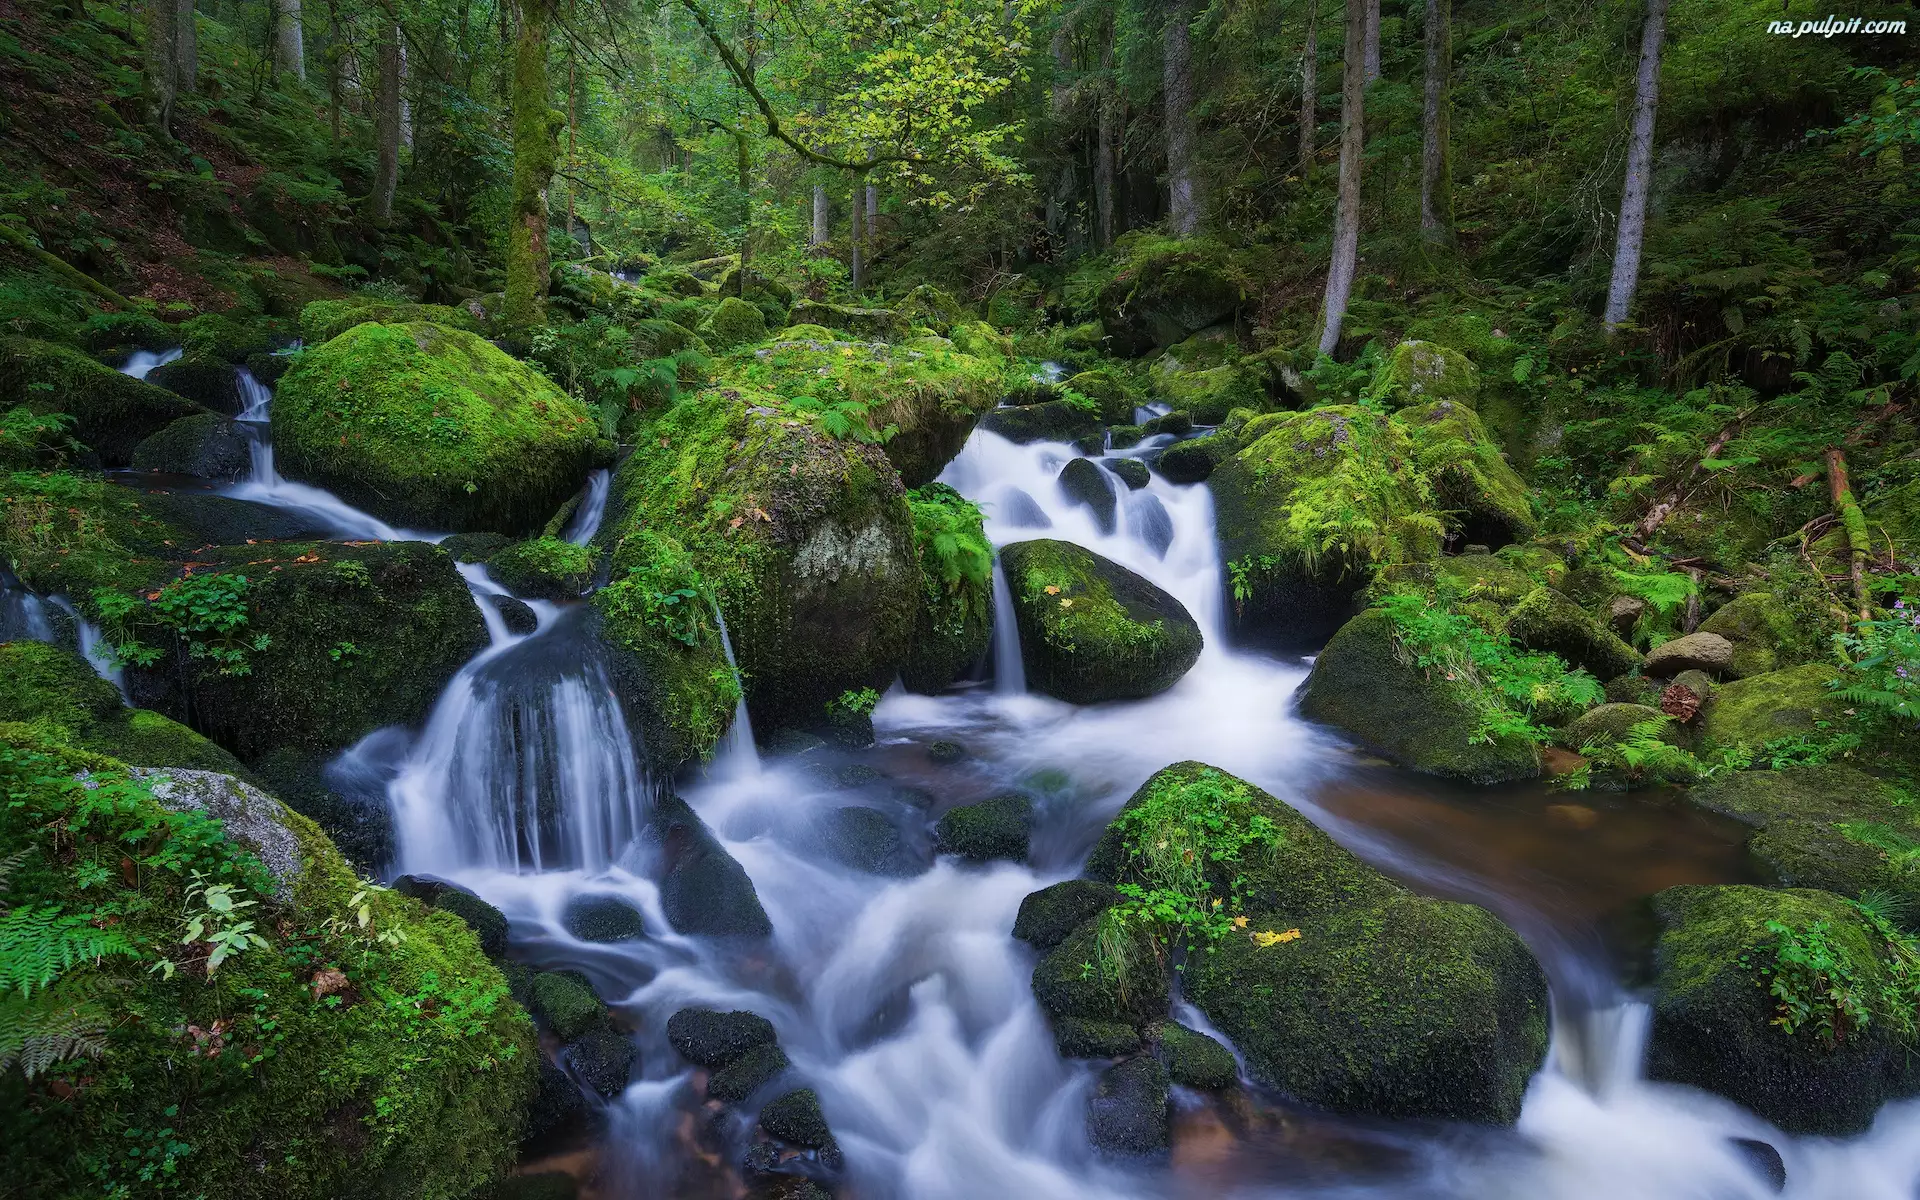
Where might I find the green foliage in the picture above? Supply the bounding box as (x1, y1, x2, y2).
(1832, 602, 1920, 729)
(0, 406, 76, 468)
(1758, 917, 1871, 1046)
(829, 687, 881, 719)
(96, 573, 269, 677)
(907, 483, 992, 596)
(600, 530, 714, 650)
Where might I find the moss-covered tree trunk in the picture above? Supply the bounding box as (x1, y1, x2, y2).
(1317, 0, 1367, 355)
(144, 0, 177, 134)
(1604, 0, 1667, 332)
(372, 21, 402, 228)
(273, 0, 304, 81)
(1298, 0, 1319, 174)
(1163, 0, 1198, 236)
(506, 0, 559, 330)
(849, 173, 866, 290)
(1419, 0, 1452, 247)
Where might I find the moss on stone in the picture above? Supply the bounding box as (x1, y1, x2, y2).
(1148, 1021, 1239, 1090)
(1699, 663, 1845, 749)
(1, 336, 206, 465)
(999, 539, 1203, 704)
(130, 411, 250, 479)
(1160, 363, 1265, 424)
(147, 354, 243, 414)
(298, 297, 481, 346)
(1298, 610, 1541, 784)
(1054, 1018, 1144, 1058)
(1697, 592, 1797, 679)
(1378, 340, 1480, 410)
(1065, 368, 1138, 424)
(1647, 884, 1920, 1135)
(274, 322, 600, 533)
(1013, 879, 1120, 950)
(1393, 400, 1536, 547)
(934, 794, 1033, 862)
(948, 320, 1015, 361)
(979, 399, 1103, 447)
(1212, 406, 1442, 641)
(899, 284, 969, 332)
(487, 535, 596, 600)
(530, 971, 609, 1041)
(903, 484, 993, 693)
(1078, 233, 1250, 356)
(1032, 914, 1171, 1028)
(786, 300, 908, 341)
(698, 296, 769, 350)
(0, 640, 247, 775)
(708, 1042, 791, 1102)
(1554, 702, 1673, 750)
(1508, 586, 1642, 679)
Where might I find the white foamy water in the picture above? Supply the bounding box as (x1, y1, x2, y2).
(118, 346, 181, 379)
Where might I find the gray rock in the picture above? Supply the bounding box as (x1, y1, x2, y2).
(1086, 1056, 1170, 1156)
(1645, 631, 1735, 677)
(1607, 594, 1646, 637)
(1105, 458, 1150, 490)
(131, 768, 302, 900)
(562, 894, 645, 942)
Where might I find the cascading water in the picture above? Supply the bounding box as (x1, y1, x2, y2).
(988, 557, 1025, 695)
(709, 607, 760, 778)
(118, 346, 181, 379)
(562, 469, 612, 547)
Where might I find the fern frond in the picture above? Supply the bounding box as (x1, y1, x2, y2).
(0, 973, 127, 1078)
(0, 906, 138, 996)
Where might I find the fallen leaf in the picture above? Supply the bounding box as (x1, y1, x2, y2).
(311, 968, 351, 1000)
(1231, 916, 1249, 929)
(1043, 585, 1061, 595)
(1251, 928, 1302, 947)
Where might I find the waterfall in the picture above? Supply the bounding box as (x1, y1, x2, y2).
(48, 595, 127, 698)
(118, 347, 181, 380)
(0, 582, 54, 644)
(562, 469, 611, 546)
(223, 367, 416, 542)
(989, 556, 1025, 695)
(710, 605, 759, 777)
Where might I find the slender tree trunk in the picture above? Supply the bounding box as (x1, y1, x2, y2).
(1094, 13, 1116, 248)
(506, 0, 558, 329)
(1298, 0, 1319, 173)
(145, 0, 177, 134)
(1163, 0, 1198, 236)
(849, 174, 865, 290)
(866, 183, 877, 223)
(273, 0, 304, 80)
(1604, 0, 1667, 332)
(173, 0, 195, 93)
(372, 22, 401, 227)
(811, 185, 829, 247)
(1317, 0, 1368, 355)
(1362, 0, 1379, 84)
(1419, 0, 1452, 246)
(399, 38, 413, 150)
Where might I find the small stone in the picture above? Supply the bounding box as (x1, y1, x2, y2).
(758, 1088, 841, 1167)
(1012, 880, 1118, 950)
(530, 971, 608, 1041)
(1644, 631, 1735, 677)
(1607, 594, 1646, 637)
(1105, 458, 1150, 490)
(708, 1042, 791, 1103)
(933, 794, 1033, 863)
(928, 739, 966, 764)
(491, 593, 539, 635)
(1057, 458, 1117, 534)
(667, 1008, 778, 1068)
(565, 1029, 636, 1098)
(1148, 1021, 1239, 1090)
(1053, 1016, 1143, 1058)
(1731, 1136, 1787, 1192)
(1086, 1056, 1170, 1156)
(562, 895, 645, 943)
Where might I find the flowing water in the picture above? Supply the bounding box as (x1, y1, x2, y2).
(117, 346, 181, 380)
(39, 354, 1920, 1196)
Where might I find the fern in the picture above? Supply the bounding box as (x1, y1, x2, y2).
(0, 974, 126, 1078)
(0, 906, 138, 997)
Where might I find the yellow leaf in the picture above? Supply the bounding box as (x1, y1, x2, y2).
(1231, 915, 1249, 929)
(1060, 598, 1073, 608)
(1251, 928, 1303, 947)
(1043, 584, 1060, 595)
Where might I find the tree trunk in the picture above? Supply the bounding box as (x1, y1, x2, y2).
(1362, 0, 1379, 84)
(399, 38, 412, 150)
(173, 0, 195, 93)
(1604, 0, 1667, 332)
(273, 0, 304, 80)
(1827, 447, 1871, 618)
(1163, 0, 1198, 236)
(1419, 0, 1452, 246)
(1298, 0, 1319, 173)
(145, 0, 177, 134)
(506, 0, 558, 329)
(1317, 0, 1367, 355)
(811, 185, 829, 247)
(866, 183, 877, 223)
(1094, 13, 1116, 248)
(372, 22, 401, 227)
(849, 175, 865, 290)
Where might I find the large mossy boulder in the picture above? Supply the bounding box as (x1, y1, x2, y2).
(999, 539, 1202, 703)
(599, 387, 917, 738)
(131, 411, 251, 479)
(1646, 884, 1920, 1135)
(1299, 609, 1541, 784)
(1506, 586, 1641, 680)
(1683, 765, 1920, 917)
(274, 322, 600, 533)
(1, 337, 205, 465)
(902, 484, 994, 694)
(1086, 234, 1248, 357)
(147, 355, 244, 415)
(297, 297, 481, 346)
(1064, 368, 1138, 424)
(486, 535, 596, 600)
(1159, 364, 1265, 424)
(1393, 401, 1537, 547)
(1092, 763, 1548, 1123)
(1697, 592, 1798, 679)
(741, 332, 1002, 488)
(0, 731, 537, 1200)
(697, 295, 769, 350)
(1377, 340, 1480, 410)
(785, 300, 908, 341)
(124, 540, 489, 762)
(1698, 663, 1844, 748)
(978, 398, 1103, 447)
(1211, 406, 1440, 644)
(0, 640, 246, 775)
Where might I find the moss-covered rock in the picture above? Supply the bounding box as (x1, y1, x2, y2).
(644, 794, 773, 937)
(1085, 234, 1248, 357)
(0, 641, 247, 775)
(1032, 915, 1171, 1030)
(902, 484, 993, 694)
(1155, 430, 1236, 484)
(1683, 766, 1920, 918)
(0, 731, 537, 1200)
(1378, 340, 1480, 410)
(1088, 763, 1548, 1124)
(948, 320, 1015, 361)
(1086, 1056, 1170, 1155)
(2, 337, 205, 465)
(567, 1029, 637, 1098)
(1057, 457, 1117, 533)
(817, 806, 920, 876)
(1393, 401, 1535, 547)
(786, 300, 908, 341)
(600, 386, 917, 738)
(759, 1087, 840, 1158)
(933, 794, 1034, 862)
(1054, 1018, 1144, 1058)
(147, 354, 244, 414)
(1013, 879, 1119, 950)
(667, 1007, 779, 1067)
(531, 971, 610, 1040)
(274, 322, 600, 533)
(1554, 702, 1672, 750)
(124, 540, 489, 762)
(1698, 663, 1844, 749)
(1106, 457, 1150, 490)
(978, 398, 1103, 447)
(1697, 593, 1797, 679)
(999, 539, 1203, 704)
(1159, 363, 1265, 424)
(1645, 631, 1737, 678)
(698, 295, 769, 350)
(130, 411, 251, 479)
(1299, 610, 1541, 784)
(1507, 586, 1642, 679)
(1065, 368, 1138, 424)
(1147, 1021, 1238, 1090)
(1646, 884, 1920, 1135)
(709, 1042, 792, 1102)
(1212, 406, 1441, 643)
(297, 297, 481, 346)
(561, 895, 645, 942)
(487, 536, 596, 600)
(898, 284, 968, 332)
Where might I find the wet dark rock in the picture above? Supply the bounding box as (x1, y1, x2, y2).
(1730, 1137, 1786, 1193)
(523, 1060, 591, 1147)
(979, 399, 1102, 446)
(1057, 458, 1117, 534)
(933, 794, 1033, 863)
(1108, 426, 1145, 450)
(491, 594, 539, 635)
(1154, 438, 1220, 484)
(667, 1008, 779, 1068)
(531, 972, 608, 1041)
(1141, 410, 1192, 438)
(744, 1178, 831, 1200)
(128, 490, 332, 545)
(758, 1088, 841, 1164)
(2, 336, 204, 465)
(130, 412, 251, 479)
(1054, 1017, 1142, 1058)
(1032, 915, 1170, 1029)
(928, 739, 966, 764)
(562, 895, 646, 942)
(820, 806, 921, 876)
(1105, 457, 1150, 490)
(251, 747, 393, 874)
(1000, 539, 1203, 704)
(1086, 1057, 1170, 1156)
(803, 760, 886, 791)
(427, 887, 510, 960)
(648, 794, 774, 937)
(441, 531, 513, 564)
(1013, 880, 1119, 951)
(708, 1042, 792, 1103)
(1149, 1021, 1238, 1090)
(1126, 494, 1175, 558)
(1507, 588, 1642, 681)
(999, 487, 1053, 529)
(566, 1029, 637, 1098)
(148, 355, 243, 414)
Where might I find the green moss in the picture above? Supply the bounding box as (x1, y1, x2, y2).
(1212, 406, 1443, 638)
(1647, 884, 1920, 1135)
(903, 484, 993, 694)
(529, 972, 608, 1041)
(1299, 610, 1541, 784)
(486, 536, 596, 601)
(1697, 592, 1798, 679)
(1507, 586, 1642, 679)
(697, 296, 768, 351)
(1377, 340, 1481, 410)
(1555, 702, 1673, 750)
(1159, 364, 1265, 424)
(0, 732, 537, 1200)
(933, 794, 1033, 862)
(0, 469, 241, 603)
(948, 320, 1015, 361)
(1070, 233, 1255, 356)
(785, 300, 909, 341)
(1, 338, 205, 466)
(274, 322, 599, 533)
(1013, 880, 1121, 950)
(1148, 1021, 1238, 1090)
(1063, 368, 1137, 424)
(1393, 400, 1536, 546)
(297, 298, 481, 347)
(999, 539, 1203, 704)
(899, 285, 969, 333)
(1699, 663, 1845, 749)
(0, 641, 247, 775)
